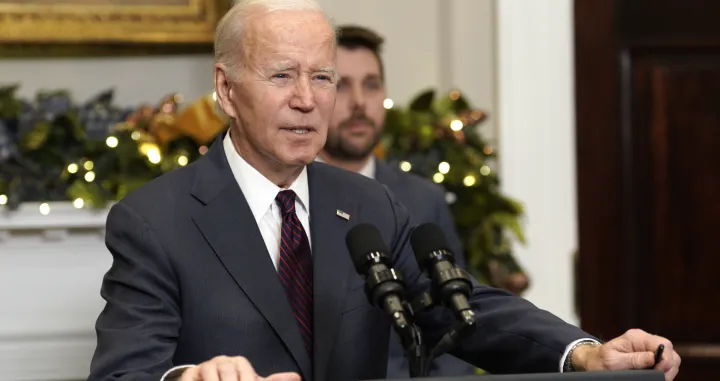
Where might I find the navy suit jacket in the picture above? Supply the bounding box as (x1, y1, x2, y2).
(88, 135, 592, 381)
(374, 160, 477, 378)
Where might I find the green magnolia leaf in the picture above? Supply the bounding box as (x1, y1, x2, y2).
(0, 84, 21, 119)
(408, 110, 433, 130)
(489, 212, 526, 245)
(433, 92, 472, 117)
(417, 125, 435, 149)
(384, 108, 408, 134)
(451, 94, 471, 112)
(89, 89, 114, 105)
(506, 197, 525, 215)
(379, 135, 394, 151)
(20, 121, 52, 150)
(432, 98, 455, 120)
(408, 89, 435, 112)
(396, 136, 413, 152)
(66, 112, 86, 141)
(36, 89, 72, 103)
(0, 84, 19, 96)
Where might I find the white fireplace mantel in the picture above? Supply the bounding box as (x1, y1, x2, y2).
(0, 202, 112, 381)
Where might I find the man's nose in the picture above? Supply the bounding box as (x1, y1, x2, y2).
(290, 78, 315, 112)
(350, 85, 366, 111)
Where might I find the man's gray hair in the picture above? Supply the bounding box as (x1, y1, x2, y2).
(214, 0, 336, 82)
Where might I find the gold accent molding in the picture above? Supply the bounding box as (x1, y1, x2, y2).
(0, 0, 231, 56)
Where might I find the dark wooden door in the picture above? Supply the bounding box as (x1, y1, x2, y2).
(575, 1, 720, 380)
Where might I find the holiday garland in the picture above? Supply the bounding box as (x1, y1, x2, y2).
(0, 85, 225, 210)
(0, 85, 528, 292)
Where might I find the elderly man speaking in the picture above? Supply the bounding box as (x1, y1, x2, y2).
(87, 1, 681, 381)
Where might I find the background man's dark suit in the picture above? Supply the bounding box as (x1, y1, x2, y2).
(374, 159, 478, 378)
(89, 135, 593, 381)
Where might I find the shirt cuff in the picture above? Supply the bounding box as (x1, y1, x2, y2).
(160, 365, 195, 381)
(559, 338, 601, 372)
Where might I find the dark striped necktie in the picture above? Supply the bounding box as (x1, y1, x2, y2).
(275, 190, 314, 359)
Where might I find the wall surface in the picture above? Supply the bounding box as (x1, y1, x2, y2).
(0, 56, 215, 109)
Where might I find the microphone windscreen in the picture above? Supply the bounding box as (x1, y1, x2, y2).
(346, 223, 391, 273)
(410, 223, 450, 267)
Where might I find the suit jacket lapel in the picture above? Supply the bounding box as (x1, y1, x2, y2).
(307, 163, 357, 381)
(190, 135, 312, 380)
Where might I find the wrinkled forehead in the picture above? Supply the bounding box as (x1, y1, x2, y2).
(242, 9, 336, 66)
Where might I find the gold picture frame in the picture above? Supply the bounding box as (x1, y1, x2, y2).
(0, 0, 232, 57)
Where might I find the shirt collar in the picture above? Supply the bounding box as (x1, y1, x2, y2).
(223, 131, 310, 222)
(315, 155, 376, 179)
(358, 156, 376, 179)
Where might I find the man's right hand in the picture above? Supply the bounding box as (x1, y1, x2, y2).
(178, 356, 301, 381)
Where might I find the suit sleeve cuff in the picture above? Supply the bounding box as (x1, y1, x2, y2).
(559, 338, 601, 372)
(161, 365, 195, 381)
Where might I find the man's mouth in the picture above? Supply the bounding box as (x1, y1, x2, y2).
(342, 118, 374, 132)
(282, 126, 314, 135)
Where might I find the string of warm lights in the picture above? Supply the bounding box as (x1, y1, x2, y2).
(383, 93, 494, 189)
(1, 90, 227, 215)
(396, 159, 491, 187)
(0, 126, 201, 216)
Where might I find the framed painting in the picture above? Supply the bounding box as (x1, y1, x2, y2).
(0, 0, 232, 56)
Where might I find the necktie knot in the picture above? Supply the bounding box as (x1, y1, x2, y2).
(276, 190, 297, 216)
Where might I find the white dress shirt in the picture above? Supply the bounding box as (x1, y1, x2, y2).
(222, 131, 312, 268)
(357, 156, 376, 179)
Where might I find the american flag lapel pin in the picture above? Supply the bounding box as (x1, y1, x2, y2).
(336, 209, 350, 220)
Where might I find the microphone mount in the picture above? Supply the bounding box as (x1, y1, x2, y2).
(424, 249, 475, 323)
(410, 240, 478, 377)
(345, 222, 478, 378)
(352, 249, 429, 378)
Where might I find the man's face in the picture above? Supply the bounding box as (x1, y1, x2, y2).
(325, 46, 386, 161)
(216, 9, 337, 169)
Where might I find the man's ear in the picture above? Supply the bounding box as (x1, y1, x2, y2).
(214, 64, 238, 119)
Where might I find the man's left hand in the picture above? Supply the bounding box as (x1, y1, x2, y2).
(572, 329, 681, 381)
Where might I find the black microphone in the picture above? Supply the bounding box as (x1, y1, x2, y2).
(410, 223, 475, 325)
(346, 223, 410, 331)
(346, 223, 428, 377)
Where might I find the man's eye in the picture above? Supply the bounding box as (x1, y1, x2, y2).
(314, 75, 336, 85)
(272, 73, 290, 79)
(365, 81, 382, 90)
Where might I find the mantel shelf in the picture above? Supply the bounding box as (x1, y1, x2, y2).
(0, 202, 110, 231)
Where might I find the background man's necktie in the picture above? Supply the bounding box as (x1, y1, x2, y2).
(275, 190, 314, 359)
